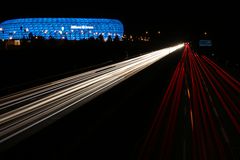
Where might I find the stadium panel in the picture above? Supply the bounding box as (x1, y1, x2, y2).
(0, 18, 124, 40)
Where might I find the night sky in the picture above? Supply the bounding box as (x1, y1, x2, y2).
(0, 1, 237, 31)
(0, 1, 239, 60)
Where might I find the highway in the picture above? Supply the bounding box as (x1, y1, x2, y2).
(0, 44, 184, 149)
(1, 43, 239, 159)
(139, 44, 240, 160)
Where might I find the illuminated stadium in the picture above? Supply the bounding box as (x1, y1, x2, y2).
(0, 18, 124, 40)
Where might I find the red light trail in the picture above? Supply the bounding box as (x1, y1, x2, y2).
(139, 44, 240, 159)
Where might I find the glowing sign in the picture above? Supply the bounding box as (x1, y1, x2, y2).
(71, 25, 94, 29)
(199, 40, 212, 47)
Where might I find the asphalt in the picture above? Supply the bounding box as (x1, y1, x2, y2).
(1, 49, 183, 159)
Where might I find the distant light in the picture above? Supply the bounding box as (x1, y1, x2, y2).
(61, 27, 64, 31)
(44, 30, 48, 34)
(14, 40, 21, 46)
(0, 28, 3, 31)
(13, 31, 16, 34)
(204, 32, 207, 35)
(59, 31, 62, 34)
(25, 28, 29, 32)
(211, 53, 215, 56)
(146, 31, 148, 34)
(187, 88, 191, 98)
(157, 31, 160, 34)
(9, 36, 13, 40)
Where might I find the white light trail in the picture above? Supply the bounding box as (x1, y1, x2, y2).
(0, 43, 184, 145)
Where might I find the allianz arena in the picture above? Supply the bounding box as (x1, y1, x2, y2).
(0, 18, 124, 40)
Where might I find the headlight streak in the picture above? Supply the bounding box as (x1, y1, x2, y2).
(0, 44, 183, 110)
(0, 44, 184, 146)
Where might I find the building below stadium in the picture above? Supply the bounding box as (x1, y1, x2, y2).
(0, 18, 124, 41)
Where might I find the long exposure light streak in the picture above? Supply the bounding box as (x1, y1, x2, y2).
(0, 44, 184, 148)
(139, 43, 240, 159)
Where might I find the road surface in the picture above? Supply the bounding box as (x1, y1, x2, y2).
(0, 44, 184, 150)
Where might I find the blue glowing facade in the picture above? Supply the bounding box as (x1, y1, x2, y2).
(0, 18, 124, 40)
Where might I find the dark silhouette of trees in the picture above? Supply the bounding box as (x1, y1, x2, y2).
(106, 35, 112, 42)
(97, 34, 105, 42)
(28, 32, 34, 40)
(88, 36, 95, 41)
(113, 35, 120, 42)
